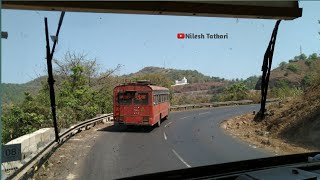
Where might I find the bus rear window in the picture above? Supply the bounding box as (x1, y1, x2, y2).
(134, 93, 148, 105)
(118, 92, 134, 105)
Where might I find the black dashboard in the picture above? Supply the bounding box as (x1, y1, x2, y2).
(121, 152, 320, 180)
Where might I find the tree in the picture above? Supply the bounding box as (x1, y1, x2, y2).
(53, 52, 122, 126)
(243, 75, 260, 90)
(305, 53, 318, 67)
(2, 51, 122, 143)
(2, 94, 49, 143)
(308, 53, 318, 60)
(293, 54, 307, 61)
(300, 54, 307, 60)
(55, 52, 120, 105)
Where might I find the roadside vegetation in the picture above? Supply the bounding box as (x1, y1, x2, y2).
(2, 52, 121, 143)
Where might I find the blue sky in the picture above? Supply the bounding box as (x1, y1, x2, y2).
(2, 1, 320, 84)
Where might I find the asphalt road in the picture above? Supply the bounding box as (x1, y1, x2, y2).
(78, 105, 273, 179)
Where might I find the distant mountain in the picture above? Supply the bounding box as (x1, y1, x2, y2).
(1, 76, 46, 104)
(1, 74, 74, 104)
(126, 66, 226, 84)
(3, 66, 264, 104)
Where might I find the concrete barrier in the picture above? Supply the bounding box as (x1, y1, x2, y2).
(2, 128, 55, 176)
(2, 114, 112, 180)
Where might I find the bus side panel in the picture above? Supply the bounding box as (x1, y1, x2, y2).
(161, 102, 169, 119)
(152, 93, 170, 125)
(153, 102, 169, 125)
(153, 104, 160, 125)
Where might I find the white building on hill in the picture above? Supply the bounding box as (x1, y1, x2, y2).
(172, 77, 188, 86)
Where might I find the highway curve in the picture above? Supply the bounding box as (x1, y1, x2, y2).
(78, 105, 273, 179)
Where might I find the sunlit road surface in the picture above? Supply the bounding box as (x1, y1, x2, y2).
(78, 105, 272, 179)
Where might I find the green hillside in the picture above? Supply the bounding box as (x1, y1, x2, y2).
(1, 76, 45, 104)
(255, 54, 320, 90)
(126, 66, 225, 84)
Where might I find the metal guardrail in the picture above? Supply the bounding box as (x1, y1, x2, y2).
(7, 113, 113, 180)
(170, 99, 280, 111)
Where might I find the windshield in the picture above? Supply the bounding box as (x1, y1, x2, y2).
(118, 92, 149, 105)
(133, 93, 149, 105)
(1, 1, 320, 180)
(118, 92, 134, 105)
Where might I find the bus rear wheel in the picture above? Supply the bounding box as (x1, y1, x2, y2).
(157, 115, 161, 127)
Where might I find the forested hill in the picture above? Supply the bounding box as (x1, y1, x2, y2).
(1, 75, 67, 105)
(1, 66, 227, 104)
(1, 76, 46, 104)
(125, 66, 226, 84)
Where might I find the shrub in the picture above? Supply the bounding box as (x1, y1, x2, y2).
(287, 64, 299, 73)
(243, 75, 260, 90)
(279, 61, 287, 70)
(248, 91, 261, 103)
(302, 75, 313, 88)
(294, 54, 307, 60)
(306, 59, 312, 66)
(271, 87, 303, 100)
(289, 59, 298, 63)
(2, 105, 45, 143)
(219, 83, 249, 101)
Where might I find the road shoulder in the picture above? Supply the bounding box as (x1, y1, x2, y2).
(34, 122, 113, 180)
(220, 113, 314, 155)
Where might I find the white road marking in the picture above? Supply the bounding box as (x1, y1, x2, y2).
(165, 122, 172, 127)
(163, 132, 167, 140)
(172, 149, 191, 168)
(199, 112, 210, 115)
(180, 116, 189, 119)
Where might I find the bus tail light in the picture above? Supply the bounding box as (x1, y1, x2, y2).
(115, 116, 124, 122)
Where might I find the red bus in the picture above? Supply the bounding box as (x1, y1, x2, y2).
(113, 81, 170, 127)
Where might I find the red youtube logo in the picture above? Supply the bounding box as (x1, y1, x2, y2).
(177, 33, 185, 39)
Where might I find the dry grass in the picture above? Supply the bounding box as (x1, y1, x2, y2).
(221, 77, 320, 154)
